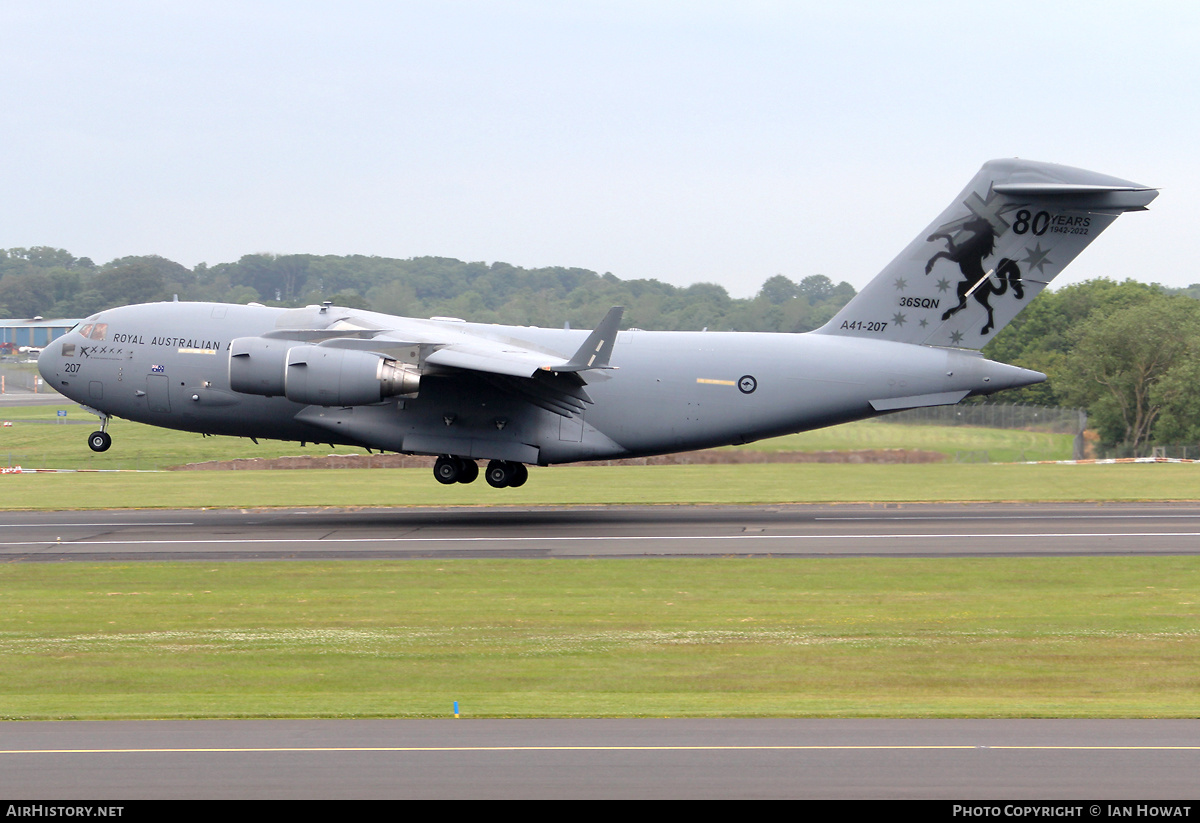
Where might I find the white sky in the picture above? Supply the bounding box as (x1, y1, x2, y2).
(2, 1, 1196, 297)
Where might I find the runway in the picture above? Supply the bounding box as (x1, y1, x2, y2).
(4, 501, 1198, 799)
(2, 501, 1200, 560)
(2, 718, 1199, 799)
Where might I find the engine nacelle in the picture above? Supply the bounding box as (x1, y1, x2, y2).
(229, 337, 419, 405)
(229, 336, 289, 396)
(284, 345, 420, 406)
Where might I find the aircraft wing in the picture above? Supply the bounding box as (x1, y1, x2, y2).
(251, 304, 624, 416)
(303, 305, 623, 379)
(265, 305, 623, 379)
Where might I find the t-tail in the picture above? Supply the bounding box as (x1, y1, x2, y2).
(815, 158, 1157, 348)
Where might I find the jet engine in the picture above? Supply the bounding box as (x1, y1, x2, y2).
(229, 337, 420, 405)
(229, 336, 289, 396)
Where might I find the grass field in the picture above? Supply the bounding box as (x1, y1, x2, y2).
(732, 423, 1074, 463)
(1, 397, 1196, 722)
(1, 557, 1196, 720)
(0, 401, 1076, 469)
(4, 462, 1200, 510)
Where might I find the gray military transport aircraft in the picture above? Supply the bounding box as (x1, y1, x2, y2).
(38, 159, 1156, 488)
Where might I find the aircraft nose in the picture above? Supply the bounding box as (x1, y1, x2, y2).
(37, 340, 61, 385)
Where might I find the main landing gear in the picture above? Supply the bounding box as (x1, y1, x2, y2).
(432, 456, 528, 488)
(485, 459, 528, 488)
(433, 455, 479, 485)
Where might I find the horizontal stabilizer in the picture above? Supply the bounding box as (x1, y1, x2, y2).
(991, 183, 1156, 196)
(870, 390, 969, 412)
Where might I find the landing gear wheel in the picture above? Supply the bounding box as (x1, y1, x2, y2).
(88, 431, 112, 452)
(434, 456, 461, 485)
(435, 456, 479, 485)
(485, 460, 527, 488)
(485, 460, 514, 488)
(457, 459, 479, 484)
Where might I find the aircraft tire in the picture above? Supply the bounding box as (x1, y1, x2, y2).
(457, 459, 479, 484)
(433, 456, 461, 485)
(485, 460, 513, 488)
(509, 463, 528, 487)
(88, 431, 112, 453)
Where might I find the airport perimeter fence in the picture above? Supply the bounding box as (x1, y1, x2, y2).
(879, 403, 1200, 462)
(878, 402, 1090, 462)
(879, 402, 1086, 434)
(0, 361, 45, 393)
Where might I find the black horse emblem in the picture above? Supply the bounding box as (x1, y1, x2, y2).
(925, 215, 1025, 335)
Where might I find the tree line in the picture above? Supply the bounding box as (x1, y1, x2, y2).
(0, 247, 854, 335)
(4, 246, 1200, 455)
(984, 279, 1200, 455)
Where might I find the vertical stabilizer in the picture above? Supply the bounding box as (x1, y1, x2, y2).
(815, 159, 1157, 349)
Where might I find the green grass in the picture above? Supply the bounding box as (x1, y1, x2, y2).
(0, 402, 1121, 511)
(0, 402, 365, 470)
(0, 402, 1076, 470)
(739, 422, 1075, 463)
(3, 462, 1200, 510)
(1, 557, 1196, 720)
(1, 399, 1193, 722)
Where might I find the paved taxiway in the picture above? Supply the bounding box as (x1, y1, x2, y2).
(3, 501, 1200, 560)
(6, 501, 1198, 798)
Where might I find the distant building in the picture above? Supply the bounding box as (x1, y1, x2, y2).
(0, 318, 78, 351)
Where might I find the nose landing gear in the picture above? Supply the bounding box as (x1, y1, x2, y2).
(86, 410, 112, 452)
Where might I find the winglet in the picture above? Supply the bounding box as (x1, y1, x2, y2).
(554, 306, 624, 373)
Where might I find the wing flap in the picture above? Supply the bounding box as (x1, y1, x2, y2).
(424, 345, 568, 378)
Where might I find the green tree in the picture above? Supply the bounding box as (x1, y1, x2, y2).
(1150, 356, 1200, 445)
(984, 278, 1165, 406)
(758, 274, 798, 305)
(1055, 295, 1200, 454)
(0, 272, 56, 317)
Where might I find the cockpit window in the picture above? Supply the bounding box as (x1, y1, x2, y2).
(88, 323, 107, 341)
(78, 324, 92, 338)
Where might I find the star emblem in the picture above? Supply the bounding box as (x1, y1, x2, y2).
(1021, 242, 1053, 275)
(893, 277, 907, 291)
(892, 312, 907, 326)
(919, 318, 929, 328)
(936, 279, 951, 293)
(949, 330, 964, 345)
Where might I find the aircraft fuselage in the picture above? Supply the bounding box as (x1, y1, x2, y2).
(36, 159, 1156, 486)
(38, 300, 1040, 466)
